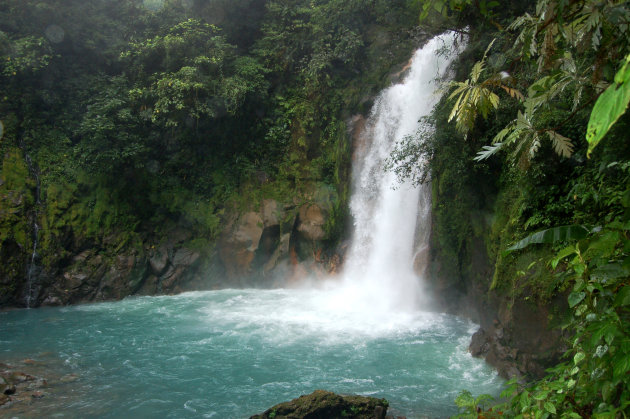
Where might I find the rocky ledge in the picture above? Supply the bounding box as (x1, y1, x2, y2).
(467, 293, 568, 380)
(250, 390, 397, 419)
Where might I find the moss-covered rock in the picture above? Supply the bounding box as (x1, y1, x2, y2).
(249, 390, 389, 419)
(0, 148, 35, 306)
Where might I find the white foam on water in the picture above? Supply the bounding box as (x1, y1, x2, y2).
(197, 288, 451, 345)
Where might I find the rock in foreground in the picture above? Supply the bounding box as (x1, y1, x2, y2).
(250, 390, 389, 419)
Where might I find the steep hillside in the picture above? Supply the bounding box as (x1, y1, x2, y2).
(399, 1, 630, 415)
(0, 0, 424, 307)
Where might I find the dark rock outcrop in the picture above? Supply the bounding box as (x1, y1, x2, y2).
(1, 187, 342, 308)
(427, 218, 568, 380)
(250, 390, 389, 419)
(34, 227, 210, 306)
(468, 293, 568, 379)
(296, 204, 326, 242)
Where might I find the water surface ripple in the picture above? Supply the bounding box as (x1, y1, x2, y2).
(1, 289, 503, 418)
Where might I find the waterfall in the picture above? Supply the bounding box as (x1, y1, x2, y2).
(22, 148, 42, 308)
(25, 220, 40, 309)
(339, 32, 460, 312)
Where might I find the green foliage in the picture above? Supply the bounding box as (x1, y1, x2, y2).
(0, 0, 425, 305)
(74, 75, 148, 174)
(0, 148, 34, 248)
(122, 19, 254, 127)
(442, 0, 630, 164)
(489, 218, 630, 417)
(476, 111, 575, 162)
(506, 225, 590, 252)
(419, 0, 499, 21)
(0, 33, 53, 77)
(587, 54, 630, 156)
(424, 0, 630, 416)
(446, 39, 522, 137)
(453, 390, 496, 418)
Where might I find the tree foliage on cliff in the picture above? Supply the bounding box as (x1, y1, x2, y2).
(0, 0, 423, 306)
(390, 0, 630, 416)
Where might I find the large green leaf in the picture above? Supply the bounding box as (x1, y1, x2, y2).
(544, 401, 557, 414)
(568, 291, 586, 308)
(613, 354, 630, 380)
(615, 286, 630, 306)
(586, 54, 630, 156)
(506, 225, 589, 252)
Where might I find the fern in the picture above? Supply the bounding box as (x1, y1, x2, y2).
(547, 130, 574, 158)
(446, 39, 523, 136)
(474, 143, 504, 161)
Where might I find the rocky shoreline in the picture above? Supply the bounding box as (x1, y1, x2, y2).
(0, 359, 79, 415)
(1, 363, 408, 419)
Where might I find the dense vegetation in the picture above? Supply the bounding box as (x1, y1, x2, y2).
(389, 0, 630, 416)
(3, 0, 630, 416)
(0, 0, 422, 305)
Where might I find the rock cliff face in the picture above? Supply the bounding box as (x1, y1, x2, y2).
(0, 149, 341, 307)
(425, 200, 567, 380)
(466, 292, 567, 379)
(26, 228, 213, 307)
(218, 187, 338, 286)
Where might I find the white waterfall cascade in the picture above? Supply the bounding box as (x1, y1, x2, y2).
(332, 32, 461, 314)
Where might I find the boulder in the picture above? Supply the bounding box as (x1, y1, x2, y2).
(219, 212, 264, 278)
(469, 328, 489, 357)
(160, 266, 187, 291)
(149, 246, 169, 275)
(41, 295, 62, 306)
(137, 275, 159, 295)
(250, 390, 389, 419)
(262, 199, 281, 227)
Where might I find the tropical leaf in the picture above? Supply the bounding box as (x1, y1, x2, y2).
(613, 354, 630, 380)
(492, 121, 516, 144)
(615, 286, 630, 306)
(586, 54, 630, 156)
(445, 39, 508, 136)
(544, 402, 557, 414)
(551, 245, 577, 269)
(500, 85, 524, 101)
(547, 130, 574, 158)
(474, 142, 504, 161)
(506, 225, 590, 252)
(529, 134, 541, 158)
(568, 292, 586, 308)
